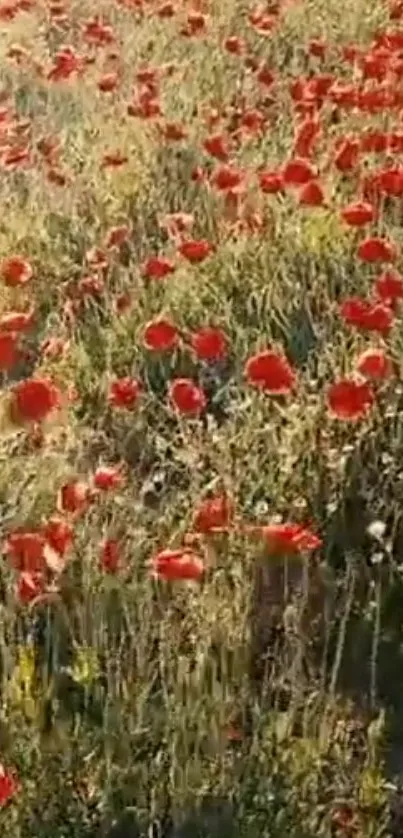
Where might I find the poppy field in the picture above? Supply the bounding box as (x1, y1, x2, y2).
(4, 0, 403, 834)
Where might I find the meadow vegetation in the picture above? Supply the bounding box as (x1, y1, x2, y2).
(1, 0, 403, 834)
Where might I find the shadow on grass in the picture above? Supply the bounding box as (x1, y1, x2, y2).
(102, 801, 236, 838)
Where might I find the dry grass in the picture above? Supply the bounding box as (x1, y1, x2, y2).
(0, 0, 402, 835)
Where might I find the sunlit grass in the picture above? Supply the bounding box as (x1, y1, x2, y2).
(0, 0, 402, 835)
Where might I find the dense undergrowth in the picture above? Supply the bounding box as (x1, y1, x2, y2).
(1, 0, 403, 835)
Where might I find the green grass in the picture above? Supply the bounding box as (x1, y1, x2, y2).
(0, 0, 402, 834)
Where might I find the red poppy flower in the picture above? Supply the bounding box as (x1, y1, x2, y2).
(101, 151, 128, 168)
(325, 79, 355, 112)
(150, 548, 204, 581)
(333, 137, 360, 171)
(240, 109, 266, 136)
(372, 167, 403, 198)
(143, 318, 179, 351)
(178, 239, 213, 263)
(364, 303, 394, 334)
(17, 572, 45, 604)
(390, 0, 403, 19)
(360, 50, 390, 82)
(47, 46, 84, 81)
(377, 30, 403, 49)
(203, 133, 230, 161)
(339, 297, 394, 335)
(383, 133, 403, 154)
(93, 466, 125, 491)
(382, 132, 403, 153)
(127, 91, 161, 119)
(3, 146, 31, 168)
(0, 332, 20, 370)
(289, 76, 306, 103)
(108, 377, 141, 409)
(357, 236, 398, 263)
(309, 73, 334, 100)
(358, 86, 396, 113)
(83, 18, 115, 45)
(5, 530, 46, 573)
(135, 67, 158, 85)
(58, 481, 91, 515)
(329, 82, 358, 109)
(298, 180, 325, 206)
(142, 256, 176, 280)
(258, 169, 283, 193)
(0, 309, 34, 332)
(244, 522, 321, 556)
(42, 517, 73, 556)
(293, 116, 321, 157)
(37, 134, 61, 162)
(100, 539, 121, 573)
(97, 72, 119, 92)
(46, 166, 69, 187)
(359, 129, 388, 153)
(249, 9, 277, 34)
(327, 378, 375, 420)
(0, 765, 18, 807)
(340, 200, 376, 226)
(374, 269, 403, 302)
(308, 38, 327, 58)
(10, 377, 61, 423)
(192, 494, 234, 533)
(244, 350, 296, 394)
(341, 44, 361, 63)
(159, 121, 188, 142)
(180, 10, 207, 37)
(211, 165, 245, 192)
(356, 348, 394, 380)
(190, 326, 228, 361)
(157, 2, 176, 18)
(282, 157, 316, 186)
(331, 803, 358, 833)
(104, 224, 130, 249)
(0, 255, 32, 286)
(113, 291, 132, 315)
(256, 62, 275, 87)
(0, 3, 17, 20)
(169, 378, 206, 415)
(385, 133, 403, 154)
(224, 35, 244, 54)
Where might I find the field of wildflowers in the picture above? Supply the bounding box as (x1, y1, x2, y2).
(2, 0, 403, 834)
